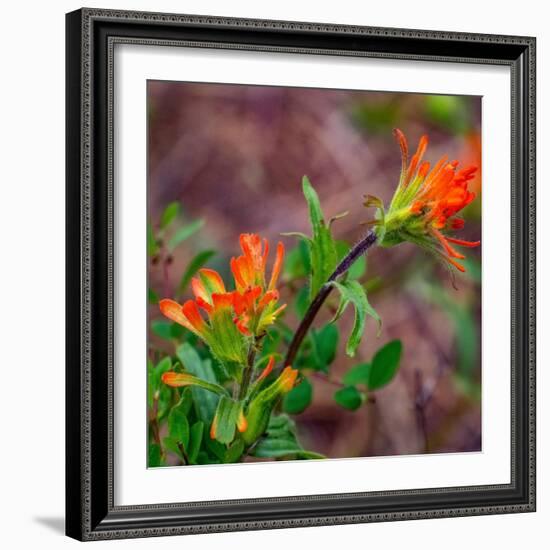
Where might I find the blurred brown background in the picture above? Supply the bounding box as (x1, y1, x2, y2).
(147, 80, 482, 458)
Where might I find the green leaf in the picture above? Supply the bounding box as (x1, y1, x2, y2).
(251, 414, 301, 458)
(151, 357, 172, 392)
(175, 388, 193, 417)
(148, 443, 162, 467)
(147, 222, 159, 258)
(168, 408, 189, 448)
(224, 439, 245, 463)
(178, 250, 216, 293)
(163, 436, 184, 460)
(149, 357, 174, 420)
(160, 201, 180, 229)
(148, 288, 159, 304)
(205, 438, 226, 461)
(253, 437, 302, 458)
(163, 372, 227, 396)
(343, 363, 371, 386)
(368, 340, 402, 390)
(284, 243, 308, 280)
(151, 320, 174, 340)
(302, 176, 338, 300)
(294, 286, 310, 318)
(211, 396, 241, 445)
(312, 323, 339, 371)
(168, 219, 204, 251)
(250, 414, 323, 459)
(334, 386, 363, 410)
(188, 421, 204, 464)
(329, 280, 381, 356)
(283, 378, 313, 414)
(176, 343, 220, 423)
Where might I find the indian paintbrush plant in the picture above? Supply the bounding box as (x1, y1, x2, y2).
(147, 129, 480, 466)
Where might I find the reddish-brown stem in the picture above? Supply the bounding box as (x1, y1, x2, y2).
(283, 231, 377, 368)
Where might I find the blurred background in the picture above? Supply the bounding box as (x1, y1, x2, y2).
(147, 80, 482, 459)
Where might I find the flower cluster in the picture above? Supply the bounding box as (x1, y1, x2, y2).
(366, 128, 480, 273)
(159, 233, 297, 447)
(159, 233, 286, 371)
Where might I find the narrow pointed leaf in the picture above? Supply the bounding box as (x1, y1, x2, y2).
(168, 219, 204, 251)
(178, 250, 216, 293)
(302, 176, 338, 299)
(160, 201, 180, 229)
(188, 421, 204, 464)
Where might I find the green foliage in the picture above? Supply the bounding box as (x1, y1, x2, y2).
(284, 240, 310, 280)
(424, 95, 469, 134)
(168, 219, 204, 251)
(334, 340, 403, 412)
(342, 362, 371, 386)
(334, 386, 363, 410)
(283, 378, 313, 414)
(162, 436, 184, 460)
(178, 250, 216, 293)
(168, 404, 190, 448)
(148, 443, 162, 468)
(147, 222, 159, 257)
(151, 319, 180, 341)
(211, 396, 242, 445)
(251, 414, 324, 459)
(160, 201, 181, 229)
(148, 356, 173, 419)
(368, 340, 402, 390)
(148, 287, 159, 304)
(301, 176, 338, 300)
(187, 421, 204, 464)
(351, 101, 399, 133)
(294, 286, 310, 318)
(224, 439, 245, 463)
(311, 323, 339, 372)
(330, 280, 381, 356)
(176, 343, 220, 423)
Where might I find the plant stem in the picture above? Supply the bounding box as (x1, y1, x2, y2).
(283, 230, 377, 368)
(239, 343, 257, 400)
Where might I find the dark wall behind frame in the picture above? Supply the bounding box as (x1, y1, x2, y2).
(66, 8, 535, 541)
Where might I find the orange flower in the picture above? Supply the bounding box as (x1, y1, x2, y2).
(231, 234, 284, 292)
(366, 129, 480, 273)
(159, 268, 248, 366)
(230, 234, 286, 336)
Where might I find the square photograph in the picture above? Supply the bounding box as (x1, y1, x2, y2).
(146, 80, 482, 468)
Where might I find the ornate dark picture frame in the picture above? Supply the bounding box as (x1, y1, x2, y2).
(66, 8, 536, 541)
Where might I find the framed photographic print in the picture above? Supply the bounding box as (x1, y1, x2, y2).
(65, 8, 536, 541)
